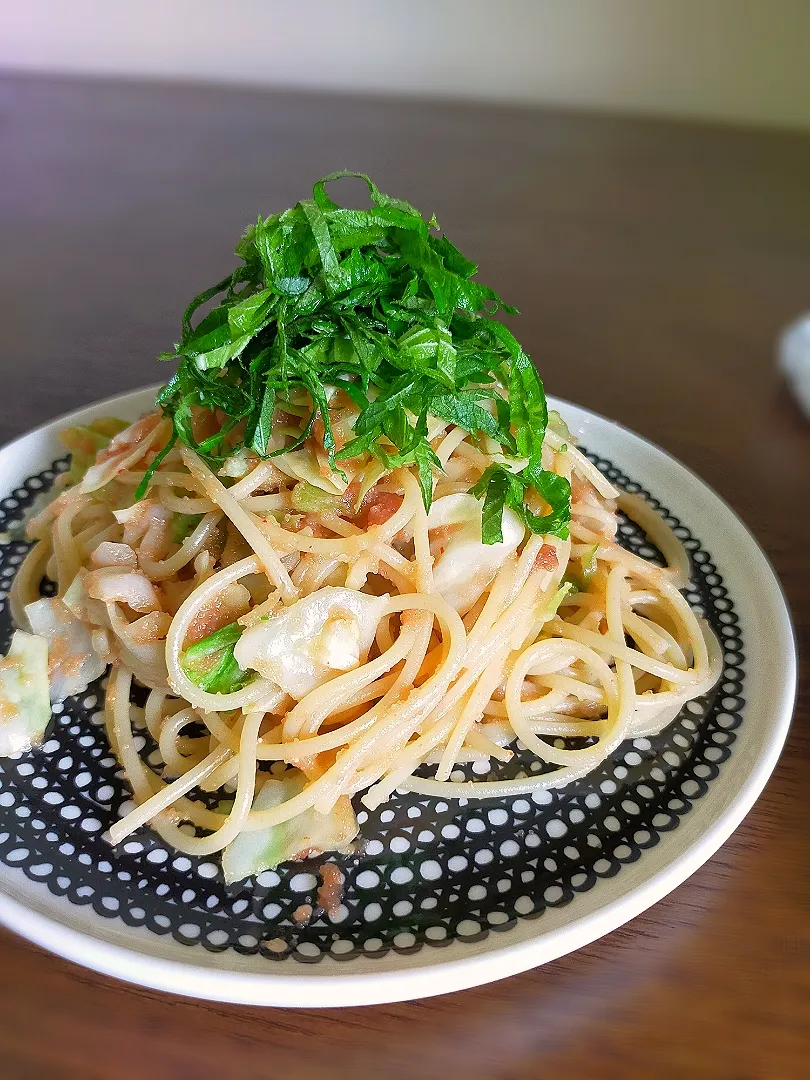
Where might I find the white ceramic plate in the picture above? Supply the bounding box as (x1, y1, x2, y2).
(0, 386, 796, 1006)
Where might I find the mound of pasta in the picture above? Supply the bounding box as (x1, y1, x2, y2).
(1, 175, 718, 881)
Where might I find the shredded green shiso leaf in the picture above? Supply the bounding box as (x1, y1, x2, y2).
(149, 172, 570, 544)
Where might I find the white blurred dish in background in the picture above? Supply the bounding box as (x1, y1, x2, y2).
(778, 314, 810, 419)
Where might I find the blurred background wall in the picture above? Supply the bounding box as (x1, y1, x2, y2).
(2, 0, 810, 131)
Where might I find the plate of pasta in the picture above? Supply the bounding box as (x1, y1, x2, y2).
(0, 176, 795, 1006)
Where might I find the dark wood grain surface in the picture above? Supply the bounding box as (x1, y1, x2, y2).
(0, 75, 807, 1080)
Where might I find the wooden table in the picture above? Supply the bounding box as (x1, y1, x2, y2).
(0, 75, 807, 1080)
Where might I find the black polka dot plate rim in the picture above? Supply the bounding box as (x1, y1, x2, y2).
(0, 386, 796, 1008)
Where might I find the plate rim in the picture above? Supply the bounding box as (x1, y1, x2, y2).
(0, 385, 797, 1007)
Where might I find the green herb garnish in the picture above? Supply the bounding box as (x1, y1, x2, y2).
(152, 172, 570, 543)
